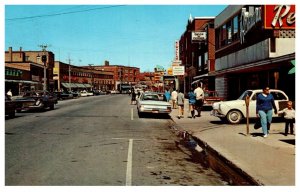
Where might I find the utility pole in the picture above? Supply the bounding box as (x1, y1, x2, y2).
(67, 56, 72, 92)
(38, 44, 49, 91)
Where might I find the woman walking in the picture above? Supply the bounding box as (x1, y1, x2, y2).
(188, 88, 196, 118)
(256, 86, 278, 138)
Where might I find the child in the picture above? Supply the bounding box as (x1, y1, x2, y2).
(278, 101, 295, 136)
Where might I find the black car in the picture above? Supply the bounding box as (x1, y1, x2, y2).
(54, 91, 73, 100)
(14, 90, 58, 112)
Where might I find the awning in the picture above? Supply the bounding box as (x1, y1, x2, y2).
(75, 83, 85, 88)
(191, 79, 200, 85)
(61, 83, 77, 88)
(83, 84, 92, 88)
(5, 79, 40, 84)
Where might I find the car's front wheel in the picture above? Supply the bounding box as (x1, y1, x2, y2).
(226, 110, 243, 124)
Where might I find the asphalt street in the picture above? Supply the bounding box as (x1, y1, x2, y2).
(5, 94, 226, 186)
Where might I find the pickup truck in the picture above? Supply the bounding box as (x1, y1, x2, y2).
(211, 89, 289, 124)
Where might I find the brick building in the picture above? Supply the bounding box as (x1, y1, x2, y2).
(54, 61, 114, 91)
(179, 16, 215, 93)
(90, 60, 140, 91)
(5, 47, 55, 95)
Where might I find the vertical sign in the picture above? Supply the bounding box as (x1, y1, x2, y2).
(175, 40, 180, 61)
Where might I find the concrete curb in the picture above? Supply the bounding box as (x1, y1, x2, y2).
(168, 116, 264, 185)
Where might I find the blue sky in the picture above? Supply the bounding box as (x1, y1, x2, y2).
(5, 5, 226, 72)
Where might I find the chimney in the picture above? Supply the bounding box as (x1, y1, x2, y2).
(104, 60, 109, 66)
(9, 47, 12, 62)
(20, 47, 22, 58)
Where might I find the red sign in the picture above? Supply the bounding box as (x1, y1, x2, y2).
(264, 5, 295, 29)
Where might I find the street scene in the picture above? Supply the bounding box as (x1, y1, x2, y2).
(4, 3, 296, 191)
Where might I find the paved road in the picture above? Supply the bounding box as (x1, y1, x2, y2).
(5, 94, 226, 186)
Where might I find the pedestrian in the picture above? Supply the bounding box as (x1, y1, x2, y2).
(278, 101, 295, 136)
(171, 89, 178, 109)
(7, 89, 12, 98)
(131, 88, 136, 105)
(256, 86, 278, 138)
(177, 89, 185, 119)
(194, 83, 204, 117)
(188, 88, 196, 118)
(164, 89, 171, 102)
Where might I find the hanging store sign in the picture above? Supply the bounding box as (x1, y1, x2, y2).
(172, 66, 185, 76)
(192, 31, 207, 42)
(264, 5, 295, 29)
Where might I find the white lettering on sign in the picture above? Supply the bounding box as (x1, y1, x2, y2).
(240, 6, 262, 44)
(272, 5, 295, 27)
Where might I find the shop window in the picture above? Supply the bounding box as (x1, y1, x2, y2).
(233, 16, 239, 41)
(227, 21, 232, 44)
(221, 25, 227, 46)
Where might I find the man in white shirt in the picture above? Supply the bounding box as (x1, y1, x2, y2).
(194, 83, 204, 117)
(171, 89, 178, 109)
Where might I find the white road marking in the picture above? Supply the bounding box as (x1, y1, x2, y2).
(131, 108, 134, 120)
(126, 139, 133, 186)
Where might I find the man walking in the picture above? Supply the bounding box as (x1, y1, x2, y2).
(177, 89, 185, 119)
(171, 89, 178, 109)
(194, 83, 204, 117)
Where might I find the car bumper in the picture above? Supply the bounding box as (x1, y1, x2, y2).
(210, 109, 226, 117)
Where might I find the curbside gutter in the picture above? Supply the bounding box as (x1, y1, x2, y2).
(168, 117, 264, 186)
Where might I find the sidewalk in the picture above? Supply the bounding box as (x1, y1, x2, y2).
(169, 99, 295, 186)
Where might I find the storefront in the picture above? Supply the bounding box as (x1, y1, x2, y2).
(214, 5, 295, 100)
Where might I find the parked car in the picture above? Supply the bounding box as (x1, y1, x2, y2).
(211, 89, 289, 124)
(87, 90, 94, 96)
(80, 90, 88, 97)
(136, 92, 172, 117)
(203, 90, 223, 107)
(54, 91, 73, 100)
(5, 94, 16, 118)
(13, 90, 58, 112)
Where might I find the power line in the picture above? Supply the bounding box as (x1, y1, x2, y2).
(6, 5, 126, 21)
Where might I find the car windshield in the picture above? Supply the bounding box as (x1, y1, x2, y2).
(142, 94, 159, 101)
(238, 90, 252, 100)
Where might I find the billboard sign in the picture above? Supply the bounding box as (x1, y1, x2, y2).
(172, 66, 185, 76)
(264, 5, 295, 29)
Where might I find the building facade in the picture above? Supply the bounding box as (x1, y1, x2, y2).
(54, 61, 115, 91)
(214, 5, 295, 100)
(179, 16, 216, 94)
(5, 47, 55, 95)
(91, 60, 140, 91)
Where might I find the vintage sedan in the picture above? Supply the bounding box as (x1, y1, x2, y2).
(136, 92, 172, 117)
(13, 90, 58, 112)
(211, 89, 289, 124)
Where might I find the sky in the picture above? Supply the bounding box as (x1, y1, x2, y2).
(5, 4, 227, 72)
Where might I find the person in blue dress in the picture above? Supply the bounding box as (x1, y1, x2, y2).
(188, 88, 196, 118)
(164, 89, 171, 102)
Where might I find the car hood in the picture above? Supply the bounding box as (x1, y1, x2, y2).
(139, 100, 171, 106)
(213, 99, 244, 108)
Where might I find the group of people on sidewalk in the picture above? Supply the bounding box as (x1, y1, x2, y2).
(256, 86, 295, 137)
(165, 83, 204, 119)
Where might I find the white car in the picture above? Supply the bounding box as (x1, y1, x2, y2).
(80, 90, 88, 97)
(211, 89, 289, 124)
(137, 92, 172, 117)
